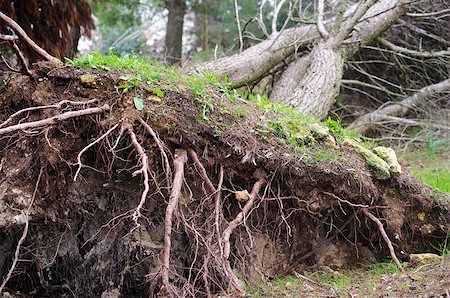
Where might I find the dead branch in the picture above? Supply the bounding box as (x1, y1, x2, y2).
(378, 37, 450, 58)
(221, 169, 265, 293)
(349, 78, 450, 133)
(316, 0, 329, 38)
(0, 11, 61, 64)
(362, 208, 406, 274)
(160, 149, 188, 294)
(0, 105, 110, 135)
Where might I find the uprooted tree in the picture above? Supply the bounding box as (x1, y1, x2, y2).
(1, 2, 450, 298)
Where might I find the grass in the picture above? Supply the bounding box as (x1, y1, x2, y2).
(68, 51, 370, 150)
(400, 140, 450, 193)
(412, 168, 450, 193)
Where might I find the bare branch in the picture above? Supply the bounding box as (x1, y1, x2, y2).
(349, 78, 450, 133)
(378, 37, 450, 58)
(316, 0, 329, 38)
(272, 0, 288, 34)
(234, 0, 244, 52)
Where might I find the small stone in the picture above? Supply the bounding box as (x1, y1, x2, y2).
(147, 95, 162, 102)
(79, 74, 97, 86)
(235, 190, 250, 202)
(417, 212, 425, 221)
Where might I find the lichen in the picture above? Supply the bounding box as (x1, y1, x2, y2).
(373, 146, 402, 175)
(343, 139, 391, 180)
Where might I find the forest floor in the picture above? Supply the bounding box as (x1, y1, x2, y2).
(0, 55, 449, 297)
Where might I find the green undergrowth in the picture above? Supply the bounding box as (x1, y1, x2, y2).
(67, 52, 369, 150)
(400, 142, 450, 193)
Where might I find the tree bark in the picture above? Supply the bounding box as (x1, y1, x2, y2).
(349, 78, 450, 134)
(270, 41, 346, 118)
(270, 0, 411, 118)
(192, 0, 413, 118)
(165, 0, 186, 65)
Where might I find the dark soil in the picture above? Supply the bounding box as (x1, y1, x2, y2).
(0, 62, 449, 297)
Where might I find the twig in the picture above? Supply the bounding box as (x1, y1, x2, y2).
(362, 208, 406, 274)
(0, 11, 62, 64)
(161, 149, 188, 293)
(0, 105, 109, 135)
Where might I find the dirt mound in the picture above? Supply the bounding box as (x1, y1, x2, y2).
(0, 62, 449, 297)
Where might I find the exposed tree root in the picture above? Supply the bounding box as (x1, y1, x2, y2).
(221, 169, 265, 294)
(160, 149, 188, 297)
(362, 208, 406, 275)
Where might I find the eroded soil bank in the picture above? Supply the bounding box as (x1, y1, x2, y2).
(0, 62, 449, 297)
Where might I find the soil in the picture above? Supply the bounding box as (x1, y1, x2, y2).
(0, 62, 449, 297)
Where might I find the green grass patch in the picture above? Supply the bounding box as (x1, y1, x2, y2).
(412, 168, 450, 193)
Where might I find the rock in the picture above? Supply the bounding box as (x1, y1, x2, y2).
(79, 74, 97, 86)
(409, 253, 441, 266)
(235, 190, 250, 202)
(343, 139, 391, 180)
(308, 123, 329, 139)
(372, 146, 402, 175)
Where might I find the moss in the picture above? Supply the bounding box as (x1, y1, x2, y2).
(343, 139, 391, 180)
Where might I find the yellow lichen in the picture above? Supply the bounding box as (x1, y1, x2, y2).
(343, 139, 391, 180)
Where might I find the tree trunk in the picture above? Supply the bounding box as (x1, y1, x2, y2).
(349, 78, 450, 134)
(193, 0, 412, 118)
(270, 41, 346, 118)
(165, 0, 186, 65)
(270, 0, 411, 118)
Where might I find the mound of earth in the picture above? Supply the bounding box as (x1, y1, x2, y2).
(0, 61, 449, 297)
